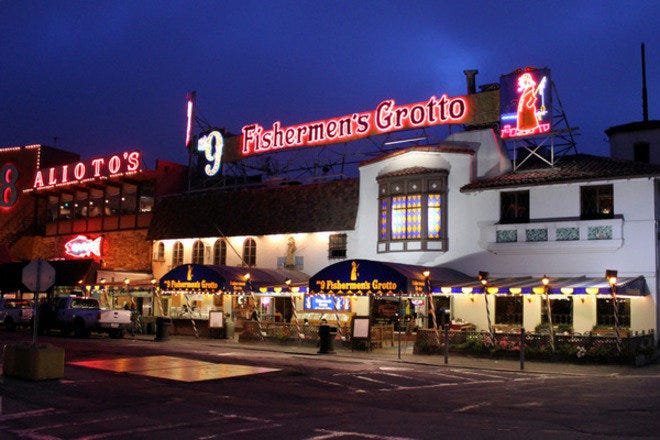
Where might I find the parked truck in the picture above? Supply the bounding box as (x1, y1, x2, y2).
(39, 296, 132, 338)
(0, 298, 34, 331)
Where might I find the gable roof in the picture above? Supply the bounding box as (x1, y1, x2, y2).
(147, 178, 359, 240)
(461, 154, 660, 192)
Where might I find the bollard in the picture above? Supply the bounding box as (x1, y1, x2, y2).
(444, 325, 449, 364)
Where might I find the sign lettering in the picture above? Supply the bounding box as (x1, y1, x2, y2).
(241, 94, 468, 157)
(0, 163, 19, 208)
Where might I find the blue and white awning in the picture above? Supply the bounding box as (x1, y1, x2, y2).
(436, 276, 649, 297)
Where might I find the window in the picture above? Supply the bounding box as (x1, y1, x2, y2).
(581, 185, 613, 220)
(243, 238, 256, 267)
(500, 190, 529, 223)
(328, 233, 347, 259)
(541, 297, 573, 325)
(377, 170, 448, 251)
(192, 240, 205, 264)
(213, 239, 227, 265)
(154, 242, 165, 261)
(597, 297, 630, 327)
(172, 241, 184, 267)
(495, 296, 523, 325)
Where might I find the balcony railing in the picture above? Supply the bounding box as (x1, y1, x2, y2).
(479, 217, 623, 254)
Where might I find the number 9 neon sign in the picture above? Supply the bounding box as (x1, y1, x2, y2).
(197, 131, 223, 177)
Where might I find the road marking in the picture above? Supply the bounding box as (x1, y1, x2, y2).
(0, 408, 58, 421)
(454, 401, 491, 413)
(310, 377, 367, 393)
(307, 428, 418, 439)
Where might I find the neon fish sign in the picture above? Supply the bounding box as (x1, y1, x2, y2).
(241, 94, 469, 157)
(64, 235, 102, 258)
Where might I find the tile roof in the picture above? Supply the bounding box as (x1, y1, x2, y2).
(147, 178, 359, 240)
(461, 154, 660, 192)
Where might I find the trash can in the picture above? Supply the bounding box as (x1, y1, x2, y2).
(318, 324, 337, 354)
(154, 317, 172, 342)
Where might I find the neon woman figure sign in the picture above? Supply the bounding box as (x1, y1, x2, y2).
(500, 68, 551, 139)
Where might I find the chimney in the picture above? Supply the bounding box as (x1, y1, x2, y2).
(463, 69, 478, 94)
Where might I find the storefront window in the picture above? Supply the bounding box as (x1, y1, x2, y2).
(121, 183, 137, 214)
(500, 190, 529, 224)
(328, 233, 347, 259)
(213, 239, 226, 265)
(581, 185, 613, 220)
(495, 296, 523, 325)
(377, 170, 448, 251)
(596, 297, 630, 327)
(541, 297, 573, 325)
(88, 189, 104, 217)
(47, 195, 59, 222)
(139, 182, 154, 212)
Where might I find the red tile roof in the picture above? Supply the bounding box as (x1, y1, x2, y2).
(461, 154, 660, 192)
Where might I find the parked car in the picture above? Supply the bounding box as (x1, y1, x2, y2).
(0, 298, 34, 331)
(39, 296, 132, 338)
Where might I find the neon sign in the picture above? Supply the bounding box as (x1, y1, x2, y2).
(241, 94, 469, 157)
(500, 68, 552, 139)
(64, 235, 102, 258)
(27, 150, 141, 191)
(197, 131, 223, 176)
(185, 91, 196, 149)
(0, 163, 19, 208)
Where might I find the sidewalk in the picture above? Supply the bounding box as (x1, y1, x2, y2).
(136, 333, 660, 377)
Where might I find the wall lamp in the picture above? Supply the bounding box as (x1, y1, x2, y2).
(606, 270, 618, 286)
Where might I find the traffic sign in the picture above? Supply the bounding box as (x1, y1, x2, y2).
(22, 259, 56, 292)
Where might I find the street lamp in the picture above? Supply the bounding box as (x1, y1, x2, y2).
(606, 269, 621, 353)
(423, 269, 441, 349)
(479, 271, 495, 347)
(541, 275, 555, 352)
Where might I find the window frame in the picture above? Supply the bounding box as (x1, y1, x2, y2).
(494, 296, 523, 325)
(172, 241, 184, 267)
(191, 240, 205, 265)
(500, 190, 530, 224)
(242, 238, 256, 267)
(213, 239, 227, 265)
(580, 184, 614, 220)
(596, 297, 630, 328)
(376, 170, 448, 252)
(328, 233, 347, 259)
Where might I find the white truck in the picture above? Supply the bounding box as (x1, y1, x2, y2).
(0, 298, 34, 331)
(40, 296, 132, 338)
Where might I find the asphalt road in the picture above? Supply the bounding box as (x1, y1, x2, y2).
(1, 331, 659, 439)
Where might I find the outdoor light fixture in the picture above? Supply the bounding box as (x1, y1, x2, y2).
(478, 271, 489, 286)
(150, 278, 156, 285)
(541, 275, 550, 286)
(243, 273, 251, 281)
(422, 269, 430, 279)
(285, 278, 292, 286)
(99, 278, 107, 284)
(606, 270, 618, 286)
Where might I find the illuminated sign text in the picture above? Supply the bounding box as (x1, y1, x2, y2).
(162, 279, 220, 290)
(29, 151, 141, 191)
(0, 163, 19, 208)
(197, 131, 223, 176)
(241, 94, 468, 157)
(314, 279, 398, 292)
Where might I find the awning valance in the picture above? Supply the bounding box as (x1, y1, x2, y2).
(308, 259, 471, 295)
(436, 275, 650, 297)
(159, 264, 309, 293)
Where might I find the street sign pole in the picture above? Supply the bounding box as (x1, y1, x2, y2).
(31, 259, 42, 345)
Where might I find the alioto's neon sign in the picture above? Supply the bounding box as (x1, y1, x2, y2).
(27, 150, 141, 191)
(241, 94, 469, 157)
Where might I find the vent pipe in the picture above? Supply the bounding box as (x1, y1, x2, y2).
(641, 43, 648, 122)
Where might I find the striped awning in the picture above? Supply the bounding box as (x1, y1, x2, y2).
(435, 275, 649, 297)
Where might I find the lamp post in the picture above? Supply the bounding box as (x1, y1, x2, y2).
(541, 275, 555, 352)
(479, 271, 495, 347)
(606, 269, 622, 354)
(423, 269, 441, 348)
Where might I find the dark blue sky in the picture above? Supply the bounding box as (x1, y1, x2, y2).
(1, 1, 658, 168)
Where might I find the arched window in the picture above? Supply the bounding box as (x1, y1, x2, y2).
(172, 241, 184, 267)
(242, 238, 256, 267)
(213, 239, 227, 265)
(154, 242, 165, 261)
(192, 240, 205, 264)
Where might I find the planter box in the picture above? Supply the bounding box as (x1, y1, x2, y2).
(3, 343, 65, 380)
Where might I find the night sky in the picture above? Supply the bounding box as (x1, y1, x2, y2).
(1, 1, 658, 169)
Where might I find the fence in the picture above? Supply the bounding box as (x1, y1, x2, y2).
(414, 328, 656, 365)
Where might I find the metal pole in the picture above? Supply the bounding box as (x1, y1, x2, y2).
(397, 292, 402, 360)
(544, 283, 555, 352)
(444, 324, 449, 364)
(31, 259, 42, 346)
(611, 284, 622, 354)
(520, 327, 525, 370)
